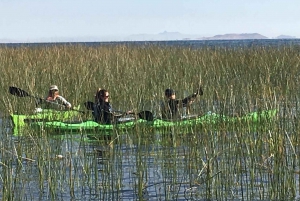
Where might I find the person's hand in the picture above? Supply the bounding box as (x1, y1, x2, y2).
(191, 92, 197, 98)
(126, 111, 134, 115)
(195, 86, 204, 96)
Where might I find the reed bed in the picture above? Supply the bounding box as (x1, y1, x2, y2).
(0, 43, 300, 200)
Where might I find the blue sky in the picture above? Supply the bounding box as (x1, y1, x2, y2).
(1, 0, 299, 42)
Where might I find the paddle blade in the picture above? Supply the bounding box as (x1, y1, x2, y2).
(138, 111, 154, 121)
(9, 86, 30, 97)
(84, 101, 95, 111)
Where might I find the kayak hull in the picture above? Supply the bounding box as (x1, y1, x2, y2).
(10, 109, 83, 134)
(11, 109, 277, 135)
(31, 120, 136, 133)
(137, 109, 277, 128)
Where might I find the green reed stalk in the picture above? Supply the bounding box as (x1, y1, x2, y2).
(1, 44, 300, 200)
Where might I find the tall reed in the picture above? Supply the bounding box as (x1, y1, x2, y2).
(0, 43, 299, 200)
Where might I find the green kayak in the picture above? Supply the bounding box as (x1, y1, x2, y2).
(11, 109, 277, 135)
(10, 108, 83, 134)
(138, 109, 277, 128)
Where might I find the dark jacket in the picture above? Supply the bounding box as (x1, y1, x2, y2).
(162, 93, 197, 119)
(93, 100, 114, 124)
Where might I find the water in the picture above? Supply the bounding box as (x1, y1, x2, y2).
(0, 128, 216, 200)
(1, 38, 300, 49)
(1, 109, 299, 200)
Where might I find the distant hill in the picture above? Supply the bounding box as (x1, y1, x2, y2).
(125, 32, 270, 41)
(275, 35, 296, 39)
(202, 33, 268, 40)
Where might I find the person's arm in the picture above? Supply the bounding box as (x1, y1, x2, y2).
(57, 96, 72, 108)
(110, 104, 133, 116)
(182, 87, 203, 106)
(181, 93, 197, 106)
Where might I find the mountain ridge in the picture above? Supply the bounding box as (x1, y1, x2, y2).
(202, 33, 268, 40)
(124, 32, 297, 41)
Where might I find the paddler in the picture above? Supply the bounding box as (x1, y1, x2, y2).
(161, 87, 203, 119)
(45, 85, 72, 109)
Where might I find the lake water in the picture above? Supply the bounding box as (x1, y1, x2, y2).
(1, 106, 299, 200)
(1, 38, 300, 49)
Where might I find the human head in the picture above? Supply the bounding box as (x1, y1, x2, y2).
(165, 89, 175, 99)
(96, 89, 109, 102)
(49, 85, 59, 91)
(48, 85, 59, 97)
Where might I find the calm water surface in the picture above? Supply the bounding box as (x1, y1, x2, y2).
(2, 38, 300, 49)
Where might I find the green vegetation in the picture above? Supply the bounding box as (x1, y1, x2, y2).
(2, 44, 299, 114)
(0, 44, 299, 200)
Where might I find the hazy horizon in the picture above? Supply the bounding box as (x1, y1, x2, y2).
(1, 32, 298, 44)
(1, 0, 299, 43)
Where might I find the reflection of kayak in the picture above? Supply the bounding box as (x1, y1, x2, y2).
(11, 109, 277, 134)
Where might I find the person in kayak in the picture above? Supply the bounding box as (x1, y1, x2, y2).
(162, 87, 203, 119)
(45, 85, 72, 109)
(93, 89, 132, 124)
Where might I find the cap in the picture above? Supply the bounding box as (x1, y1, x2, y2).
(49, 85, 59, 91)
(165, 88, 175, 97)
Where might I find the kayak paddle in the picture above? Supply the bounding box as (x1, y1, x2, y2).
(9, 86, 43, 101)
(9, 86, 86, 114)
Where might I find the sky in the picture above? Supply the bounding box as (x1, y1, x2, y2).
(1, 0, 299, 42)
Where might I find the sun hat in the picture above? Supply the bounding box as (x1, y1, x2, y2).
(165, 89, 175, 97)
(49, 85, 59, 91)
